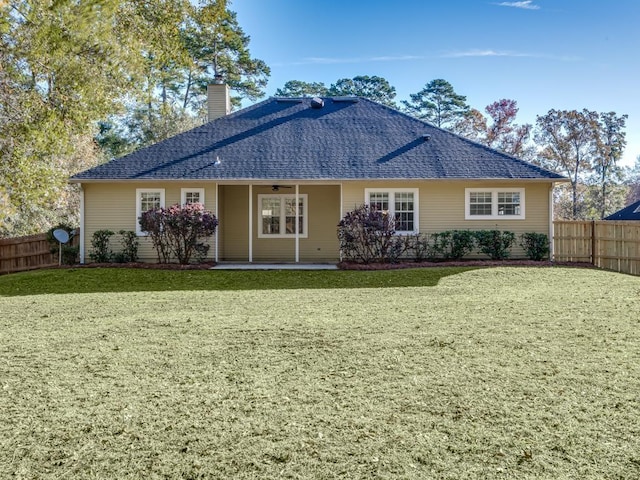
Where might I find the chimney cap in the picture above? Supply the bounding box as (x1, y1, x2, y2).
(213, 73, 224, 84)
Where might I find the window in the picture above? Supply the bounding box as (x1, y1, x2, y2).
(136, 188, 165, 235)
(364, 188, 419, 233)
(258, 194, 308, 238)
(181, 188, 205, 206)
(465, 188, 525, 220)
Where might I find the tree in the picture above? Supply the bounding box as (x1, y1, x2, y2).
(591, 112, 627, 218)
(328, 75, 397, 108)
(484, 99, 533, 158)
(452, 99, 533, 159)
(402, 79, 469, 128)
(534, 109, 600, 219)
(1, 0, 134, 236)
(450, 108, 487, 143)
(625, 156, 640, 204)
(1, 0, 268, 236)
(275, 80, 328, 97)
(112, 0, 270, 150)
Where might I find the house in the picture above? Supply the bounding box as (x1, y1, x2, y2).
(71, 82, 567, 264)
(604, 200, 640, 221)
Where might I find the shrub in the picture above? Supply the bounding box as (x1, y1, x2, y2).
(474, 230, 516, 260)
(139, 203, 218, 264)
(89, 229, 115, 263)
(46, 224, 78, 265)
(407, 233, 437, 262)
(432, 230, 476, 260)
(117, 230, 139, 263)
(520, 232, 550, 261)
(338, 204, 409, 263)
(139, 209, 171, 263)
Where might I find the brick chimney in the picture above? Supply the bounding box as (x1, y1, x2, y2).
(207, 74, 230, 121)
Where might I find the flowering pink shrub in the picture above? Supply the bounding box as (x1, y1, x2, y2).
(337, 204, 409, 263)
(139, 203, 218, 264)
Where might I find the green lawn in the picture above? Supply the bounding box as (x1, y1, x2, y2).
(1, 266, 639, 479)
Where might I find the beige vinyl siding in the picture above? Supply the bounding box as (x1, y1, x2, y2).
(82, 183, 218, 263)
(341, 180, 552, 258)
(250, 185, 340, 262)
(218, 185, 249, 261)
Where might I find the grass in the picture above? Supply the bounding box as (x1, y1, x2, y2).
(1, 266, 639, 479)
(0, 266, 477, 296)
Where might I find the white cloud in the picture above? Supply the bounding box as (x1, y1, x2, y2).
(273, 55, 426, 67)
(493, 1, 541, 10)
(442, 49, 580, 61)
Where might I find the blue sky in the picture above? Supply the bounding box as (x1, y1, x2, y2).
(232, 0, 639, 167)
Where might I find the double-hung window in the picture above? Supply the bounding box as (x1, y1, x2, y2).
(181, 188, 205, 206)
(258, 194, 308, 238)
(465, 188, 525, 220)
(364, 188, 419, 234)
(136, 188, 165, 235)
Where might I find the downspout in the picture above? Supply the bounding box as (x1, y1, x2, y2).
(295, 184, 300, 263)
(248, 184, 253, 263)
(215, 183, 219, 263)
(339, 182, 343, 262)
(549, 183, 554, 261)
(79, 183, 85, 264)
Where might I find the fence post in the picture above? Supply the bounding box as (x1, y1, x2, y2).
(591, 220, 596, 266)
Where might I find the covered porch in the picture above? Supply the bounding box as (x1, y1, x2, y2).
(215, 182, 342, 263)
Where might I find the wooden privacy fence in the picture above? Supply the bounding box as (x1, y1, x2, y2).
(554, 220, 640, 275)
(0, 232, 78, 275)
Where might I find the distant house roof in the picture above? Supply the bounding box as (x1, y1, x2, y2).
(72, 97, 566, 182)
(604, 200, 640, 221)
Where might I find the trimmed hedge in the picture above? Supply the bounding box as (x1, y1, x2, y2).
(338, 206, 550, 263)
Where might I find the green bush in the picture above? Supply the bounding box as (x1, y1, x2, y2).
(432, 230, 476, 260)
(46, 224, 78, 265)
(520, 232, 550, 261)
(407, 233, 437, 262)
(89, 229, 115, 263)
(117, 230, 139, 263)
(474, 230, 516, 260)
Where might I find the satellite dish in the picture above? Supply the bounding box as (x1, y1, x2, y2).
(53, 229, 70, 244)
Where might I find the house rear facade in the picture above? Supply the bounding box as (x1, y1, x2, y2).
(71, 83, 567, 263)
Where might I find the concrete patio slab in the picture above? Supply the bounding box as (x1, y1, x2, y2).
(211, 263, 338, 270)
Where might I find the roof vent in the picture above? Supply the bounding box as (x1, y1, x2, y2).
(332, 97, 359, 103)
(422, 134, 432, 141)
(310, 97, 324, 109)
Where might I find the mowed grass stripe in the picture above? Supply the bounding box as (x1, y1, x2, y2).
(0, 266, 476, 296)
(1, 267, 639, 479)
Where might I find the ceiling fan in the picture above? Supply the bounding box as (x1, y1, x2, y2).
(271, 185, 294, 192)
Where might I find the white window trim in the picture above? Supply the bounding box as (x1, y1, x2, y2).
(465, 187, 525, 220)
(364, 188, 419, 234)
(257, 193, 308, 238)
(136, 188, 165, 235)
(181, 188, 205, 206)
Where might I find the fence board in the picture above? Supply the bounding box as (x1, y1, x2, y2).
(554, 220, 640, 276)
(0, 232, 79, 275)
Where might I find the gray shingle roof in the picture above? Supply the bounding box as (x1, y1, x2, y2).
(72, 97, 566, 181)
(604, 200, 640, 220)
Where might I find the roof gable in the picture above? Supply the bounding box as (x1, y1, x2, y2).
(72, 97, 566, 182)
(604, 200, 640, 220)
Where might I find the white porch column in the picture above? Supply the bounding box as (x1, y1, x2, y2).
(215, 183, 219, 263)
(295, 184, 300, 263)
(248, 184, 253, 263)
(79, 184, 85, 264)
(549, 184, 555, 260)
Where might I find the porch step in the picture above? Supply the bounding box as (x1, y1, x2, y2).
(211, 263, 338, 270)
